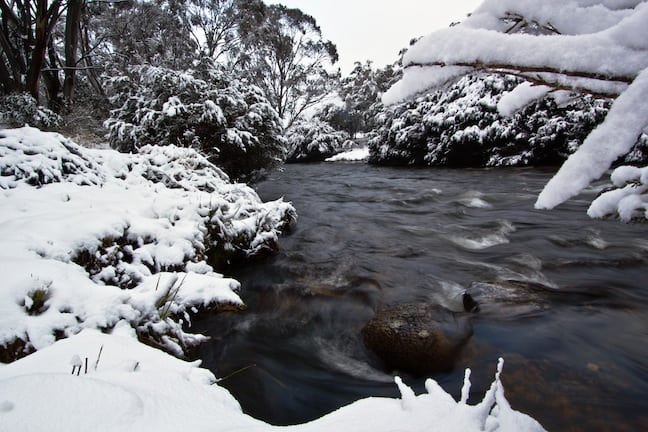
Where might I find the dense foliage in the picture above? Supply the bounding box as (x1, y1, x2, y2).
(1, 0, 337, 177)
(104, 61, 285, 181)
(370, 74, 613, 167)
(285, 118, 352, 163)
(0, 93, 62, 130)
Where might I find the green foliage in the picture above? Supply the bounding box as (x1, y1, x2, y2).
(104, 59, 285, 181)
(0, 94, 62, 130)
(370, 74, 611, 167)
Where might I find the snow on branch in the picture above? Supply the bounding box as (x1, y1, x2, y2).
(383, 0, 648, 216)
(536, 68, 648, 209)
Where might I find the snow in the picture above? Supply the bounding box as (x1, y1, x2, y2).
(382, 0, 648, 217)
(0, 126, 294, 356)
(0, 327, 546, 432)
(497, 83, 552, 117)
(0, 126, 547, 430)
(325, 147, 370, 162)
(536, 67, 648, 209)
(587, 165, 648, 220)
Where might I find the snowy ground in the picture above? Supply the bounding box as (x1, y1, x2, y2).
(0, 326, 546, 432)
(0, 126, 546, 431)
(325, 147, 370, 162)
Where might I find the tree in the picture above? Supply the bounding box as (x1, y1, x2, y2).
(0, 0, 62, 101)
(338, 60, 400, 136)
(241, 4, 338, 130)
(183, 0, 265, 63)
(384, 0, 648, 220)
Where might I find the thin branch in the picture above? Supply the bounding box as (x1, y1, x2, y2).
(41, 65, 100, 71)
(405, 60, 635, 85)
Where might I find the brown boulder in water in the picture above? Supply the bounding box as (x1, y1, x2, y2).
(362, 303, 473, 375)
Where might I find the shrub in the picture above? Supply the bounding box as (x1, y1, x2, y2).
(104, 59, 285, 181)
(0, 93, 62, 130)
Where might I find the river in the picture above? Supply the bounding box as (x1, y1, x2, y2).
(193, 163, 648, 431)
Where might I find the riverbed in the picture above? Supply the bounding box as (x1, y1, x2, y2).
(193, 163, 648, 431)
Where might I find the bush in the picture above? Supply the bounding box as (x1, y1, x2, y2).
(369, 74, 612, 167)
(104, 59, 285, 181)
(0, 93, 62, 130)
(285, 118, 352, 162)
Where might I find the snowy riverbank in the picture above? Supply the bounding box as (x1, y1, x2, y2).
(0, 127, 545, 431)
(0, 126, 295, 359)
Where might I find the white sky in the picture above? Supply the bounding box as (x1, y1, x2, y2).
(267, 0, 483, 74)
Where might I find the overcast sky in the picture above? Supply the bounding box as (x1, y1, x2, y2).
(267, 0, 483, 74)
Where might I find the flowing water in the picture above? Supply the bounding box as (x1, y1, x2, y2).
(193, 163, 648, 431)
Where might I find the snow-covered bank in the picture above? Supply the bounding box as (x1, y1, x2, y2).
(325, 147, 370, 162)
(0, 326, 546, 432)
(0, 126, 295, 359)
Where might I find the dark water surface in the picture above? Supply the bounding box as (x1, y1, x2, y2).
(193, 163, 648, 431)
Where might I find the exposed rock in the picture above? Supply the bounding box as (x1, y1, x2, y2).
(362, 303, 473, 375)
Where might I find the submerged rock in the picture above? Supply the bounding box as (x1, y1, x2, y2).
(362, 303, 473, 375)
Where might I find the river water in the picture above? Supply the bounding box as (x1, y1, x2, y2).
(193, 163, 648, 431)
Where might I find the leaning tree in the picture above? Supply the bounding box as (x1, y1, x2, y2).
(384, 0, 648, 221)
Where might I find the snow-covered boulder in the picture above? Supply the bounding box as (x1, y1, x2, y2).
(0, 126, 295, 360)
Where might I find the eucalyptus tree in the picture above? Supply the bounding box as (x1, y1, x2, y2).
(0, 0, 83, 108)
(240, 4, 339, 130)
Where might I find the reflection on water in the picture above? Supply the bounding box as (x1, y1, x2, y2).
(192, 163, 648, 430)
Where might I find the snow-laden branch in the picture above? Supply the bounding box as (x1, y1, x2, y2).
(384, 4, 648, 104)
(536, 67, 648, 209)
(383, 0, 648, 215)
(464, 0, 640, 35)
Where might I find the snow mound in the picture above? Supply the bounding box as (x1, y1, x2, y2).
(0, 126, 295, 359)
(0, 127, 105, 188)
(325, 147, 370, 162)
(0, 327, 546, 432)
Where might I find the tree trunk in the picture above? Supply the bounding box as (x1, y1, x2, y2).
(63, 0, 83, 103)
(43, 35, 63, 111)
(25, 0, 49, 100)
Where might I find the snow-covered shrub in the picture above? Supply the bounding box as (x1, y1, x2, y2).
(0, 126, 295, 359)
(382, 0, 648, 221)
(0, 93, 62, 130)
(370, 74, 611, 167)
(286, 118, 352, 162)
(0, 128, 105, 188)
(105, 59, 285, 181)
